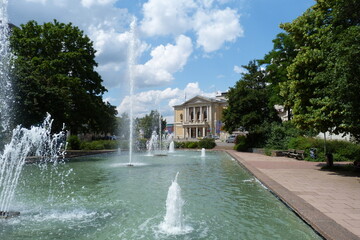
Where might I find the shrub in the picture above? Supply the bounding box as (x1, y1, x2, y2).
(327, 140, 360, 162)
(185, 142, 198, 148)
(287, 136, 360, 162)
(67, 135, 81, 150)
(174, 141, 185, 149)
(198, 138, 216, 149)
(81, 141, 104, 150)
(101, 140, 119, 149)
(119, 140, 129, 150)
(288, 136, 315, 150)
(265, 122, 288, 150)
(234, 135, 248, 152)
(79, 140, 119, 150)
(265, 121, 317, 150)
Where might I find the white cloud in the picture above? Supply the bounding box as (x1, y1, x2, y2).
(88, 25, 149, 88)
(25, 0, 47, 4)
(117, 82, 216, 123)
(81, 0, 116, 8)
(140, 0, 243, 52)
(134, 35, 193, 87)
(194, 7, 243, 52)
(9, 0, 243, 107)
(140, 0, 196, 36)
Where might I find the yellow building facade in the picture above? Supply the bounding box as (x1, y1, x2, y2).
(173, 95, 227, 139)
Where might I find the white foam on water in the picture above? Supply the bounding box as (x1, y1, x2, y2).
(32, 210, 97, 223)
(158, 172, 193, 235)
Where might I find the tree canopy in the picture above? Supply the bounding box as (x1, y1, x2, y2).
(259, 32, 297, 120)
(223, 60, 280, 134)
(280, 0, 360, 138)
(10, 20, 117, 134)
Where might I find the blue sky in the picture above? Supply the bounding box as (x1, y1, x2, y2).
(8, 0, 315, 122)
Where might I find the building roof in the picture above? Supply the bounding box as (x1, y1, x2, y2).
(173, 95, 227, 108)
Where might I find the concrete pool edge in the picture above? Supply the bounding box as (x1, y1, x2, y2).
(225, 150, 359, 240)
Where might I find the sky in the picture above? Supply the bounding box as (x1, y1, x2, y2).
(7, 0, 315, 123)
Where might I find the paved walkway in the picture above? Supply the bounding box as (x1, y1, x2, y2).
(226, 150, 360, 240)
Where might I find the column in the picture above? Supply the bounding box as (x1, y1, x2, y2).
(207, 106, 209, 121)
(203, 127, 205, 137)
(209, 105, 212, 134)
(200, 106, 203, 121)
(192, 107, 195, 121)
(196, 127, 198, 138)
(183, 127, 185, 139)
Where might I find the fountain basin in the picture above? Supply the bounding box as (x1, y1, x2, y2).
(1, 151, 322, 239)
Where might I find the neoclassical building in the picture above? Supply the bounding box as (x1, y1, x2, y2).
(173, 95, 228, 139)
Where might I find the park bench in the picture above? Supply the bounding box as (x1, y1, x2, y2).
(283, 149, 305, 160)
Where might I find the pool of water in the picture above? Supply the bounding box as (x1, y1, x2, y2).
(0, 150, 322, 239)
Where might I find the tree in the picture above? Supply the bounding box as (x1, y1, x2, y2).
(259, 32, 297, 120)
(280, 0, 360, 139)
(136, 110, 166, 139)
(10, 20, 116, 134)
(223, 60, 280, 134)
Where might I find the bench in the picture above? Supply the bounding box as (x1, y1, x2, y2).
(283, 149, 305, 160)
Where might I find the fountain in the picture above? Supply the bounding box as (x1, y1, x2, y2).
(168, 141, 175, 153)
(159, 172, 192, 235)
(0, 1, 67, 218)
(0, 150, 323, 239)
(0, 114, 66, 217)
(201, 148, 206, 157)
(0, 0, 13, 137)
(146, 130, 158, 156)
(127, 17, 137, 167)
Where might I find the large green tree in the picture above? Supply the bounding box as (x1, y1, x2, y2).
(10, 20, 117, 134)
(280, 0, 360, 139)
(223, 60, 280, 134)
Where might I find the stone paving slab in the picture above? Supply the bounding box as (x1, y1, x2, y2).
(226, 150, 360, 240)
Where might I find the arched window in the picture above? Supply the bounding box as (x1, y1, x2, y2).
(180, 113, 183, 121)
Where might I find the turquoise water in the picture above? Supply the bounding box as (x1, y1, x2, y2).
(0, 151, 322, 239)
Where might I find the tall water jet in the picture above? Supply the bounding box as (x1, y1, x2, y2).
(158, 107, 162, 152)
(127, 17, 137, 166)
(0, 114, 66, 216)
(146, 130, 158, 156)
(0, 0, 13, 136)
(159, 172, 192, 235)
(201, 148, 206, 158)
(168, 141, 175, 153)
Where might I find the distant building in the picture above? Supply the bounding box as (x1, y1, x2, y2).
(173, 95, 228, 139)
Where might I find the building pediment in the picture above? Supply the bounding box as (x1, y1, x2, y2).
(183, 96, 214, 105)
(173, 95, 227, 108)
